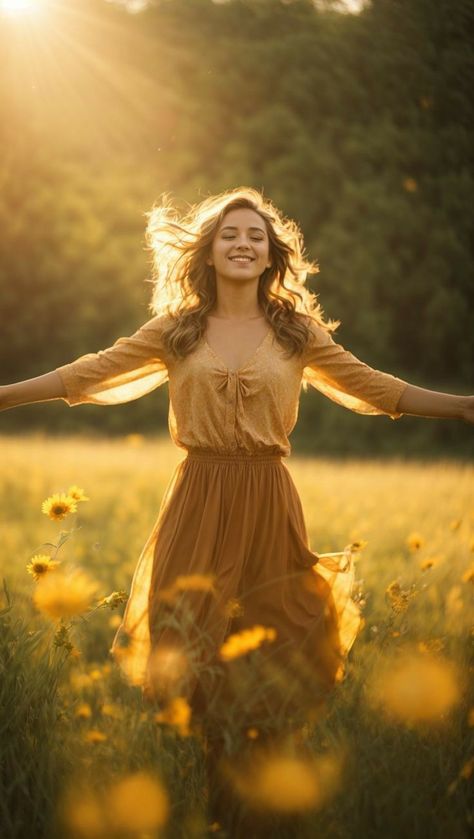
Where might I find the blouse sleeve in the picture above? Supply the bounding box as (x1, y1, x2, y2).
(301, 319, 409, 420)
(54, 314, 171, 407)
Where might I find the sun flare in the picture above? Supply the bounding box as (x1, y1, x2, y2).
(1, 0, 42, 16)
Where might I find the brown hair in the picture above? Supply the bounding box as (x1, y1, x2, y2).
(144, 186, 340, 360)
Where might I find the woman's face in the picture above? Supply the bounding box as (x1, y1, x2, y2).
(207, 207, 272, 283)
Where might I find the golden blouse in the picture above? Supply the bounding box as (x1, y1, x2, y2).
(55, 313, 409, 455)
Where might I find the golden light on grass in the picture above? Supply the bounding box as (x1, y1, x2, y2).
(219, 625, 277, 661)
(366, 648, 462, 726)
(26, 554, 60, 581)
(41, 492, 77, 521)
(226, 748, 342, 813)
(33, 567, 99, 620)
(58, 770, 169, 837)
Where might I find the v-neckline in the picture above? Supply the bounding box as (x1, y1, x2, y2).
(203, 327, 272, 375)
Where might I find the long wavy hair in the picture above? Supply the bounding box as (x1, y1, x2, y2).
(144, 186, 340, 361)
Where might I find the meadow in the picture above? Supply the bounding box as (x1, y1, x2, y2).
(0, 433, 472, 839)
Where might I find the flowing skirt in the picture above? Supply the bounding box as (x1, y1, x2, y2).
(111, 448, 362, 721)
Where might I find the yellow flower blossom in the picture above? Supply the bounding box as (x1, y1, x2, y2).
(66, 485, 89, 503)
(462, 565, 474, 584)
(84, 729, 107, 744)
(406, 532, 424, 551)
(420, 558, 435, 571)
(219, 625, 277, 661)
(33, 568, 99, 621)
(154, 696, 192, 737)
(246, 727, 259, 739)
(349, 540, 368, 552)
(41, 493, 77, 520)
(385, 580, 417, 614)
(101, 702, 124, 720)
(97, 590, 128, 610)
(75, 703, 92, 719)
(26, 554, 60, 581)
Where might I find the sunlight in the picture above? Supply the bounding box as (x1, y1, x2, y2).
(1, 0, 44, 16)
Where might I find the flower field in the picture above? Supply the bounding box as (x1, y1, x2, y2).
(0, 433, 472, 838)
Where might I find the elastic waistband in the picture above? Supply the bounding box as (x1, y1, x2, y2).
(185, 448, 282, 464)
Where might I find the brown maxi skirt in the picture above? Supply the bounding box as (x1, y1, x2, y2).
(111, 449, 362, 726)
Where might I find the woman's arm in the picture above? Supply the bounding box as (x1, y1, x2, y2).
(0, 372, 67, 411)
(397, 384, 474, 423)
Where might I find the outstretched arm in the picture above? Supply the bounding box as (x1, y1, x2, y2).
(0, 372, 66, 411)
(396, 384, 473, 424)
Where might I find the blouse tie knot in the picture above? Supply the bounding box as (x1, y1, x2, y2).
(215, 369, 252, 400)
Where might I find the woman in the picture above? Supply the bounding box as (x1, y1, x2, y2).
(1, 186, 472, 726)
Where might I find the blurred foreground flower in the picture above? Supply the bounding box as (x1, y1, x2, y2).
(58, 770, 169, 836)
(26, 554, 60, 581)
(366, 649, 462, 726)
(33, 567, 99, 621)
(42, 493, 77, 520)
(226, 749, 342, 813)
(219, 625, 277, 661)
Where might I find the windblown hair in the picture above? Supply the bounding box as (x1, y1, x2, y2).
(144, 186, 340, 360)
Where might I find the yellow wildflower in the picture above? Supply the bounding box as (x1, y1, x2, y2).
(219, 625, 277, 661)
(462, 566, 474, 584)
(349, 540, 368, 552)
(33, 568, 99, 621)
(406, 532, 424, 551)
(84, 729, 107, 744)
(101, 702, 124, 720)
(420, 558, 435, 571)
(385, 580, 416, 614)
(97, 590, 128, 610)
(26, 554, 60, 581)
(246, 728, 259, 739)
(66, 485, 89, 503)
(224, 597, 244, 618)
(403, 177, 418, 193)
(41, 493, 77, 520)
(154, 696, 192, 737)
(75, 703, 92, 720)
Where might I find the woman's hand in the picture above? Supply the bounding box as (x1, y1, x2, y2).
(461, 395, 474, 425)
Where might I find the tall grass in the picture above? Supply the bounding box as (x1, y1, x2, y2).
(0, 433, 472, 838)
